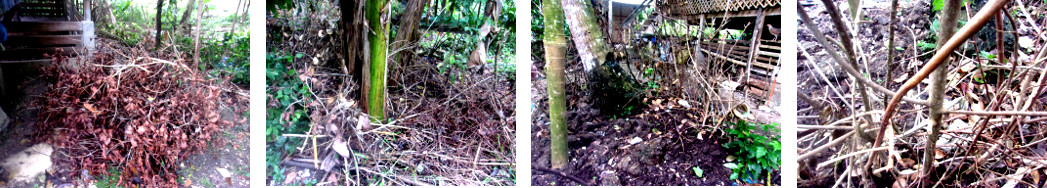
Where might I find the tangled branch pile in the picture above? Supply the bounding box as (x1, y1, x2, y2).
(36, 49, 227, 187)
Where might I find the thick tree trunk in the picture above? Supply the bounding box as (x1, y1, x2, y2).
(561, 0, 610, 73)
(544, 0, 569, 169)
(390, 0, 428, 70)
(562, 0, 641, 115)
(366, 0, 389, 121)
(155, 0, 164, 50)
(341, 0, 368, 113)
(177, 0, 197, 34)
(924, 0, 961, 182)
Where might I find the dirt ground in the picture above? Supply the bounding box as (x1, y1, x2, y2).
(530, 61, 781, 185)
(0, 39, 250, 187)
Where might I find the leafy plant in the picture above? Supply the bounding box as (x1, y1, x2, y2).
(723, 120, 781, 184)
(693, 166, 704, 178)
(932, 0, 968, 12)
(95, 166, 122, 188)
(200, 32, 251, 85)
(265, 53, 313, 183)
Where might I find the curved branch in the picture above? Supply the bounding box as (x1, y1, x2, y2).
(873, 0, 1011, 160)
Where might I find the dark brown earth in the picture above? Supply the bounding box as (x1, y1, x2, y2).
(530, 75, 781, 186)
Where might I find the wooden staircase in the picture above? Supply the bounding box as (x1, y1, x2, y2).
(0, 0, 94, 64)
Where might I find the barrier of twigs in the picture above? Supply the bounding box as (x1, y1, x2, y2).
(36, 49, 228, 187)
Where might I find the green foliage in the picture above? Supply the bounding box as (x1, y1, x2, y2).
(267, 0, 296, 12)
(932, 0, 968, 12)
(265, 53, 312, 182)
(199, 32, 251, 85)
(424, 0, 515, 34)
(723, 120, 781, 184)
(693, 166, 704, 178)
(979, 51, 996, 60)
(917, 40, 937, 50)
(104, 0, 249, 85)
(921, 19, 967, 51)
(95, 166, 122, 188)
(643, 67, 660, 91)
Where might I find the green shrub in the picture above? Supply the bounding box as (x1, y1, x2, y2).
(723, 120, 781, 184)
(265, 53, 312, 181)
(201, 32, 251, 85)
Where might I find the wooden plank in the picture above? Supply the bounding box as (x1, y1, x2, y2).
(701, 48, 775, 70)
(0, 59, 54, 64)
(757, 50, 779, 58)
(4, 22, 84, 32)
(699, 42, 779, 63)
(696, 7, 781, 19)
(759, 44, 781, 51)
(5, 35, 83, 46)
(0, 47, 81, 61)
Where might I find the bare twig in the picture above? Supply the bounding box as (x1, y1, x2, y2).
(532, 166, 595, 186)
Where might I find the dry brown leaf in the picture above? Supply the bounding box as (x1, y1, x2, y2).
(84, 103, 99, 115)
(332, 138, 352, 158)
(357, 115, 371, 130)
(284, 171, 297, 185)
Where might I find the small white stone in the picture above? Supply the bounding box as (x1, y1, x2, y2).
(1, 143, 53, 184)
(629, 137, 643, 145)
(678, 99, 691, 108)
(216, 168, 231, 178)
(1020, 36, 1036, 49)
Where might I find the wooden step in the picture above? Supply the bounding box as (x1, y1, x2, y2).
(5, 35, 83, 46)
(0, 47, 81, 62)
(4, 22, 84, 32)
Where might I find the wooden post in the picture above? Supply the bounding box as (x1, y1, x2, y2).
(82, 0, 94, 57)
(607, 0, 612, 36)
(742, 8, 765, 91)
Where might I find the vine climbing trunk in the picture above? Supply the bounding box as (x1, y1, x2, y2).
(544, 0, 569, 169)
(924, 0, 960, 182)
(366, 0, 389, 121)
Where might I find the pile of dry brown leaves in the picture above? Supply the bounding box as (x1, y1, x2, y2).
(35, 48, 230, 187)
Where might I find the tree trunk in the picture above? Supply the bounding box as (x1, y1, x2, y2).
(155, 0, 164, 50)
(341, 0, 368, 114)
(177, 0, 197, 34)
(562, 0, 610, 73)
(366, 0, 389, 121)
(193, 0, 204, 65)
(544, 0, 569, 169)
(561, 0, 641, 115)
(389, 0, 428, 71)
(230, 0, 243, 33)
(924, 0, 961, 182)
